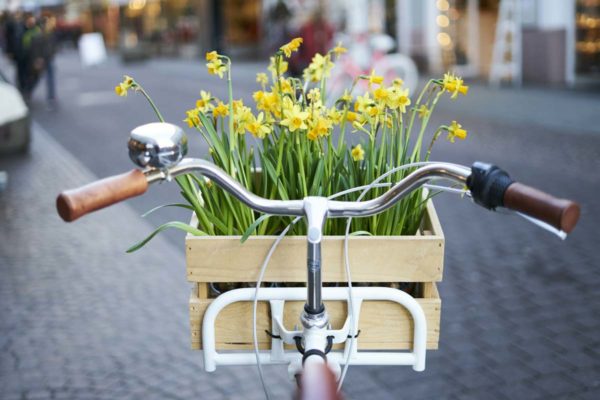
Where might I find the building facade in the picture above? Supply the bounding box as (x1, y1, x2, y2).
(393, 0, 599, 86)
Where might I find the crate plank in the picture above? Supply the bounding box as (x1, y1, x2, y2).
(186, 200, 444, 283)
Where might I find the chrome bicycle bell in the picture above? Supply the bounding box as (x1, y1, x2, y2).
(128, 122, 188, 169)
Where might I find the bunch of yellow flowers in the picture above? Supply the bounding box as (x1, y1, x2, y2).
(116, 37, 471, 247)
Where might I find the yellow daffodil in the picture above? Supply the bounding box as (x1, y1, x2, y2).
(280, 37, 303, 57)
(184, 109, 201, 128)
(327, 107, 343, 125)
(351, 144, 365, 161)
(396, 88, 411, 113)
(392, 78, 404, 88)
(387, 87, 411, 113)
(253, 90, 265, 103)
(354, 91, 381, 120)
(256, 72, 268, 87)
(307, 88, 321, 103)
(354, 92, 373, 113)
(213, 101, 229, 118)
(442, 73, 469, 99)
(205, 51, 218, 61)
(196, 90, 213, 112)
(307, 128, 319, 141)
(373, 87, 389, 103)
(366, 69, 384, 86)
(340, 90, 353, 104)
(206, 57, 228, 78)
(115, 83, 128, 96)
(232, 99, 245, 112)
(114, 75, 135, 96)
(278, 77, 294, 94)
(254, 90, 279, 114)
(417, 104, 430, 119)
(346, 111, 359, 122)
(303, 53, 334, 83)
(268, 56, 288, 77)
(246, 112, 271, 139)
(280, 104, 309, 132)
(442, 73, 455, 91)
(311, 116, 332, 138)
(446, 121, 467, 142)
(332, 42, 347, 58)
(233, 105, 252, 135)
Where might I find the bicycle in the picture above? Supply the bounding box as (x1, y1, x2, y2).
(56, 122, 580, 400)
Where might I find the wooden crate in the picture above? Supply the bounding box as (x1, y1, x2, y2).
(186, 199, 444, 351)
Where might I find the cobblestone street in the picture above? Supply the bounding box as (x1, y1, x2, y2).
(1, 52, 599, 399)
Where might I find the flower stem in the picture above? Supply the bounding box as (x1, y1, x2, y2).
(137, 86, 165, 122)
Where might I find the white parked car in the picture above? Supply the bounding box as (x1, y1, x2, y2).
(0, 70, 30, 154)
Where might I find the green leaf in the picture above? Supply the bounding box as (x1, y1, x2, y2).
(140, 203, 194, 218)
(202, 207, 231, 234)
(308, 158, 325, 195)
(198, 112, 229, 167)
(240, 214, 272, 243)
(126, 221, 208, 253)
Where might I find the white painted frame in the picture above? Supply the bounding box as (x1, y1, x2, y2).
(202, 287, 427, 375)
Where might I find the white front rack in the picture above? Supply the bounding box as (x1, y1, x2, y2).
(202, 287, 427, 373)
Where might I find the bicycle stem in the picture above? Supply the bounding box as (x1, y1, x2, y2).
(304, 197, 329, 315)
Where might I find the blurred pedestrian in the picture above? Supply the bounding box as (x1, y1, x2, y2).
(21, 14, 42, 101)
(3, 10, 26, 91)
(266, 0, 291, 55)
(34, 15, 58, 103)
(290, 6, 334, 75)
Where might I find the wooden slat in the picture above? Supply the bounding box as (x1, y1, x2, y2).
(189, 283, 441, 351)
(186, 201, 444, 283)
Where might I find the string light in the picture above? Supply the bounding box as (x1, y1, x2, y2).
(436, 15, 450, 27)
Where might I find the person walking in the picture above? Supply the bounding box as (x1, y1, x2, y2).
(290, 7, 334, 75)
(21, 14, 42, 101)
(4, 11, 27, 93)
(36, 15, 57, 104)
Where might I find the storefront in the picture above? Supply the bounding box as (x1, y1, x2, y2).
(394, 0, 600, 86)
(576, 0, 600, 81)
(58, 0, 264, 57)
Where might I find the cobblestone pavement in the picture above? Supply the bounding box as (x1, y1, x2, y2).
(1, 52, 600, 399)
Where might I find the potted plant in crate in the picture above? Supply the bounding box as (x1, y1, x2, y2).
(115, 38, 469, 351)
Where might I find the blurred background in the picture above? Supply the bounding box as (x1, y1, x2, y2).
(0, 0, 599, 399)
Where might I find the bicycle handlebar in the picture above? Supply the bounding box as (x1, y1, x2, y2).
(56, 159, 469, 222)
(56, 159, 580, 234)
(145, 159, 470, 218)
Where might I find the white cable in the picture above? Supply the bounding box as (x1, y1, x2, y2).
(516, 212, 567, 240)
(337, 161, 449, 390)
(424, 184, 471, 196)
(252, 216, 302, 400)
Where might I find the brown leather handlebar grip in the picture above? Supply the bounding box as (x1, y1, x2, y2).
(503, 182, 580, 233)
(57, 169, 148, 222)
